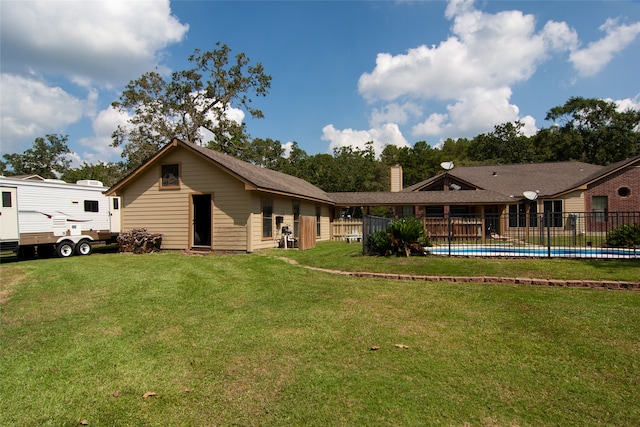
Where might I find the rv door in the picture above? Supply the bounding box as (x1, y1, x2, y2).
(1, 186, 20, 250)
(109, 196, 121, 233)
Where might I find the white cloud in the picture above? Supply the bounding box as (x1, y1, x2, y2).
(0, 73, 85, 154)
(347, 0, 555, 148)
(281, 141, 295, 158)
(0, 0, 189, 160)
(570, 19, 640, 77)
(342, 0, 639, 152)
(612, 94, 640, 113)
(541, 21, 579, 52)
(519, 115, 538, 137)
(358, 3, 547, 102)
(75, 107, 129, 164)
(321, 123, 409, 157)
(369, 102, 422, 128)
(411, 87, 535, 139)
(0, 0, 188, 86)
(199, 107, 246, 144)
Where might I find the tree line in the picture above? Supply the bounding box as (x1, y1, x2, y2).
(2, 44, 639, 190)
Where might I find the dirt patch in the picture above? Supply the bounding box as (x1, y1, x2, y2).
(0, 266, 29, 304)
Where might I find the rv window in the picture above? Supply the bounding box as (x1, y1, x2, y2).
(84, 200, 99, 212)
(113, 198, 119, 210)
(2, 191, 11, 207)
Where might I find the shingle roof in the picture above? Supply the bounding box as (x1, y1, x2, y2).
(107, 139, 333, 203)
(330, 190, 514, 206)
(404, 161, 603, 198)
(569, 155, 640, 190)
(108, 139, 639, 208)
(184, 141, 333, 203)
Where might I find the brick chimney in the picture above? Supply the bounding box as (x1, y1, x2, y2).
(390, 164, 403, 192)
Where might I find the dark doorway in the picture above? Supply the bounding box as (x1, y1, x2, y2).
(192, 194, 212, 247)
(484, 205, 500, 236)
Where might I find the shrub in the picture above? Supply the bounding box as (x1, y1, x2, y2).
(367, 217, 430, 257)
(605, 223, 640, 248)
(367, 230, 393, 256)
(388, 217, 428, 257)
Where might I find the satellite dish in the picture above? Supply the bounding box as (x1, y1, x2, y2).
(523, 191, 539, 201)
(440, 161, 454, 171)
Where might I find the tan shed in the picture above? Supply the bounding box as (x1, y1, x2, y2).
(106, 139, 335, 252)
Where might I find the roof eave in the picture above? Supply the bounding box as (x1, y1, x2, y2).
(105, 139, 180, 196)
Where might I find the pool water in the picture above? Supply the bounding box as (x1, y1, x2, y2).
(427, 245, 639, 259)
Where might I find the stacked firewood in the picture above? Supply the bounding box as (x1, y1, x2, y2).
(117, 228, 162, 254)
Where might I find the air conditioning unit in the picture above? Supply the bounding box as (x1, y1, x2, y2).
(76, 180, 104, 187)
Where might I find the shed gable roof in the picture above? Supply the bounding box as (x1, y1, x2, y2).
(107, 139, 333, 204)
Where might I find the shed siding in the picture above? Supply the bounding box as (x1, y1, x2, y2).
(247, 194, 332, 251)
(121, 148, 249, 250)
(117, 144, 333, 252)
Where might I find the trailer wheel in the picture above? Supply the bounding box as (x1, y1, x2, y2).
(75, 240, 93, 256)
(56, 241, 75, 258)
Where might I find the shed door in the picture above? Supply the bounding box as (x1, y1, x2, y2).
(1, 186, 19, 243)
(192, 194, 212, 248)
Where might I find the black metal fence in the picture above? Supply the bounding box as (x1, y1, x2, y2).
(362, 215, 392, 254)
(423, 211, 639, 259)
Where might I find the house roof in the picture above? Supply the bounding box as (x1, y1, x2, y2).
(107, 139, 639, 208)
(107, 139, 334, 204)
(330, 190, 514, 206)
(404, 161, 603, 199)
(568, 154, 640, 192)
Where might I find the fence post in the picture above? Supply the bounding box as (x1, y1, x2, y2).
(447, 214, 452, 257)
(362, 215, 368, 255)
(546, 212, 551, 258)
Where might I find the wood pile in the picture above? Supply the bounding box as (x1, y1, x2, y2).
(117, 228, 162, 254)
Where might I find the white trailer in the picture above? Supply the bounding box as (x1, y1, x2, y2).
(0, 176, 120, 258)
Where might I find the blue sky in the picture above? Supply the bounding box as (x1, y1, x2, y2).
(1, 0, 639, 166)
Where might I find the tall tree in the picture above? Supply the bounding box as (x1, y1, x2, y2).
(60, 162, 126, 187)
(330, 143, 388, 193)
(246, 138, 285, 168)
(275, 141, 308, 176)
(468, 121, 533, 164)
(111, 43, 272, 170)
(545, 97, 640, 164)
(1, 134, 71, 179)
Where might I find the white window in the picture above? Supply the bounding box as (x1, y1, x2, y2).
(592, 196, 608, 222)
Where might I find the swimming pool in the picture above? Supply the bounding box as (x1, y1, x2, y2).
(426, 245, 639, 259)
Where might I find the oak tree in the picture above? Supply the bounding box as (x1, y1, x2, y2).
(545, 97, 640, 164)
(111, 43, 271, 170)
(1, 134, 71, 179)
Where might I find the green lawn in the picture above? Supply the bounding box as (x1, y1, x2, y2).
(270, 241, 640, 282)
(1, 243, 639, 426)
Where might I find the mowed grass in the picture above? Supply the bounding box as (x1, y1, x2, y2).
(0, 244, 639, 426)
(272, 241, 640, 282)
